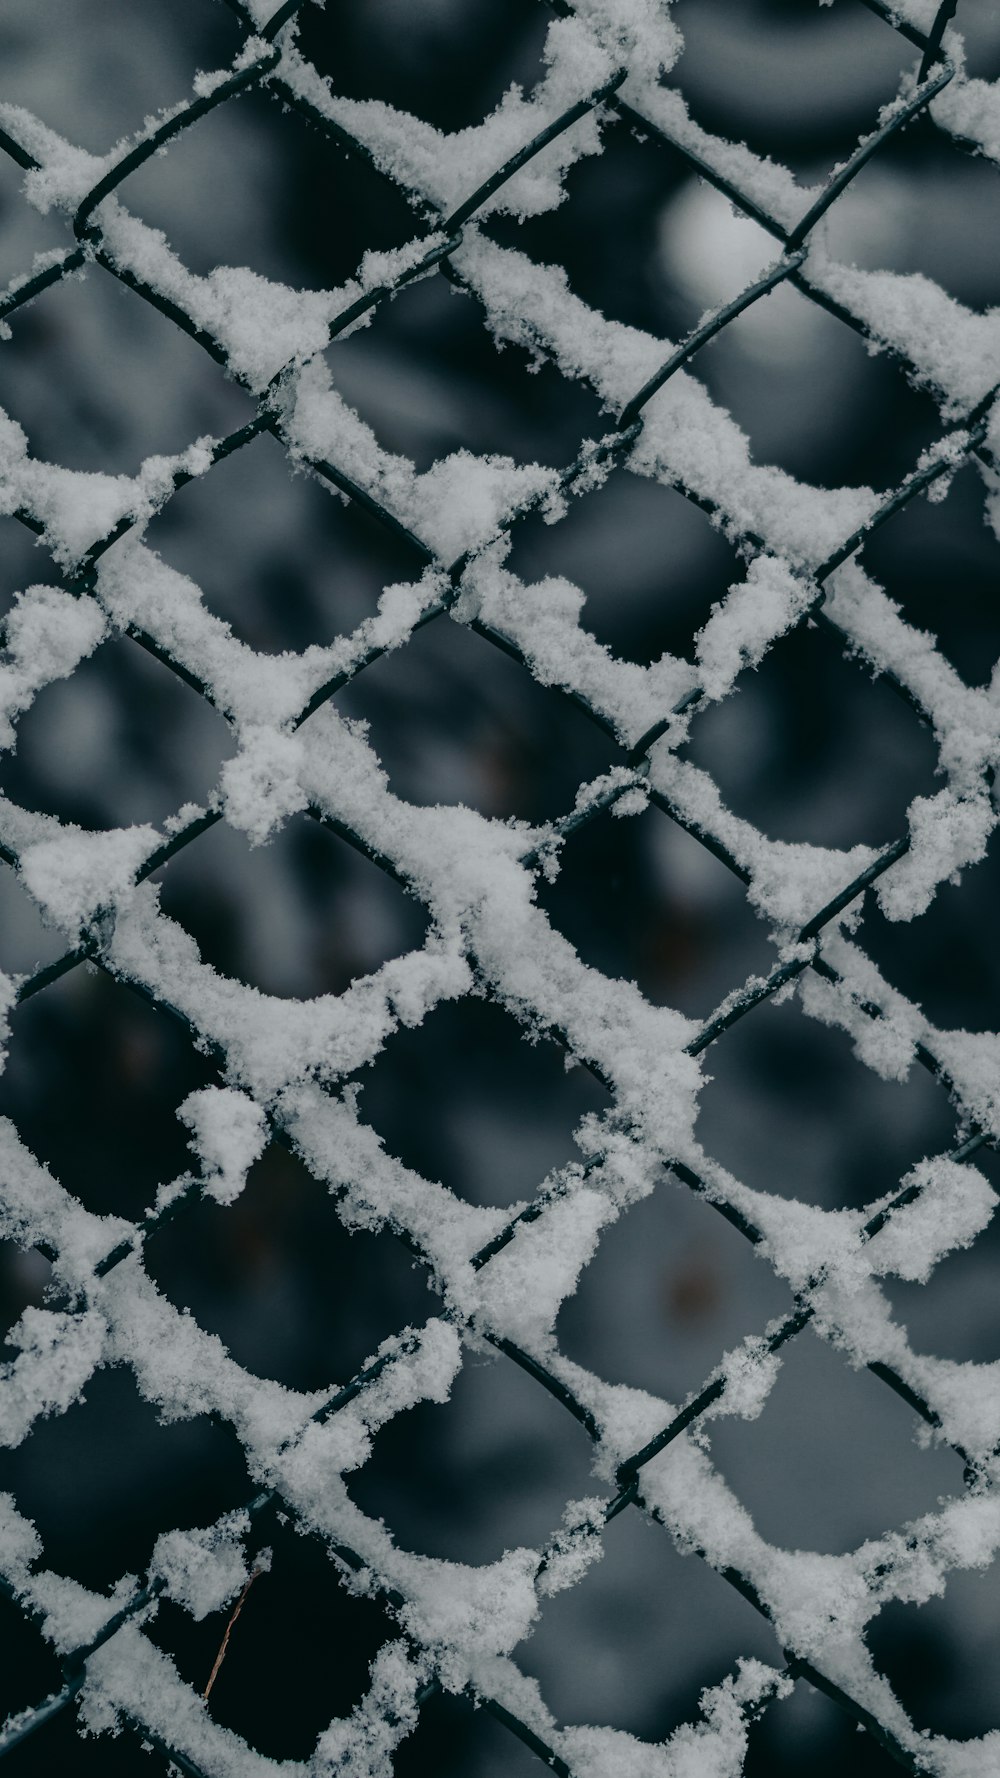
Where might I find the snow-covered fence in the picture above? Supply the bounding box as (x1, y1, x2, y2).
(0, 0, 998, 1773)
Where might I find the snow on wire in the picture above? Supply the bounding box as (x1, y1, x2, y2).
(0, 0, 998, 1773)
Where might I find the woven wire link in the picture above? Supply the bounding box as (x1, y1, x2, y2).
(0, 1, 997, 1773)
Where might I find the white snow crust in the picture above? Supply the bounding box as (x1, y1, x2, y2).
(0, 1, 997, 1773)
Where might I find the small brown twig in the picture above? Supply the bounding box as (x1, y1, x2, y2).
(202, 1563, 267, 1701)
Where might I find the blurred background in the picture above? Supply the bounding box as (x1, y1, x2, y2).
(0, 0, 998, 1772)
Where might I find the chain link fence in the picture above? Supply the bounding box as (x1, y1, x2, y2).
(0, 0, 998, 1772)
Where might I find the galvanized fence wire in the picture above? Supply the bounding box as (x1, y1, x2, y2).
(0, 0, 997, 1773)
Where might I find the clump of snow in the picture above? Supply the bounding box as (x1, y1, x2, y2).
(313, 1639, 426, 1775)
(79, 1622, 291, 1775)
(0, 970, 17, 1076)
(178, 1088, 268, 1207)
(537, 1496, 606, 1597)
(877, 789, 995, 922)
(400, 1547, 542, 1690)
(0, 587, 106, 750)
(811, 256, 1000, 416)
(473, 1186, 615, 1348)
(220, 724, 308, 843)
(0, 1308, 105, 1448)
(0, 105, 110, 213)
(800, 962, 917, 1084)
(695, 555, 812, 701)
(18, 823, 160, 940)
(0, 407, 218, 566)
(705, 1335, 782, 1424)
(151, 1516, 251, 1620)
(868, 1158, 995, 1284)
(96, 198, 376, 391)
(0, 1490, 41, 1580)
(567, 0, 682, 87)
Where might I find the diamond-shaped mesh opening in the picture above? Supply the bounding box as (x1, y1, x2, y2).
(350, 994, 606, 1209)
(0, 0, 233, 154)
(643, 810, 779, 1013)
(143, 1140, 434, 1392)
(397, 1691, 539, 1778)
(1, 633, 231, 830)
(857, 831, 1000, 1031)
(115, 83, 309, 289)
(296, 0, 549, 132)
(0, 1366, 251, 1589)
(149, 1521, 399, 1760)
(348, 1347, 598, 1564)
(280, 120, 434, 294)
(0, 268, 254, 471)
(323, 272, 607, 470)
(705, 1332, 960, 1552)
(0, 969, 217, 1220)
(824, 117, 1000, 308)
(154, 813, 430, 998)
(681, 617, 942, 849)
(340, 613, 615, 821)
(867, 1570, 1000, 1740)
(555, 1175, 792, 1402)
(507, 468, 743, 666)
(680, 284, 943, 490)
(666, 0, 917, 173)
(743, 1681, 900, 1778)
(147, 425, 429, 649)
(537, 799, 776, 1015)
(521, 1505, 778, 1739)
(430, 278, 612, 459)
(492, 119, 690, 337)
(0, 866, 67, 979)
(695, 991, 957, 1211)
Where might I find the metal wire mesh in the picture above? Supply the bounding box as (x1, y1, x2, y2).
(0, 0, 997, 1772)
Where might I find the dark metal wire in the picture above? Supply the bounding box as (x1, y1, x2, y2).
(0, 1, 995, 1773)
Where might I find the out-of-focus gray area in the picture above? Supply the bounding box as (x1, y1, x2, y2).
(0, 2, 998, 1773)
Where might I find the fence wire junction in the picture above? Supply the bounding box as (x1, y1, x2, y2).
(0, 1, 998, 1774)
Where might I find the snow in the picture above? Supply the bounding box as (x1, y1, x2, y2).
(808, 256, 1000, 415)
(0, 587, 106, 751)
(276, 355, 560, 563)
(151, 1517, 252, 1620)
(96, 200, 374, 391)
(178, 1088, 268, 1206)
(0, 1308, 106, 1448)
(454, 230, 879, 567)
(560, 1660, 791, 1778)
(705, 1336, 782, 1425)
(277, 15, 621, 226)
(694, 555, 813, 702)
(0, 1, 997, 1771)
(0, 405, 216, 566)
(18, 823, 161, 939)
(875, 789, 996, 922)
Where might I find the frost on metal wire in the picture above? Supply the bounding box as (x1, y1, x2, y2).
(0, 0, 998, 1774)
